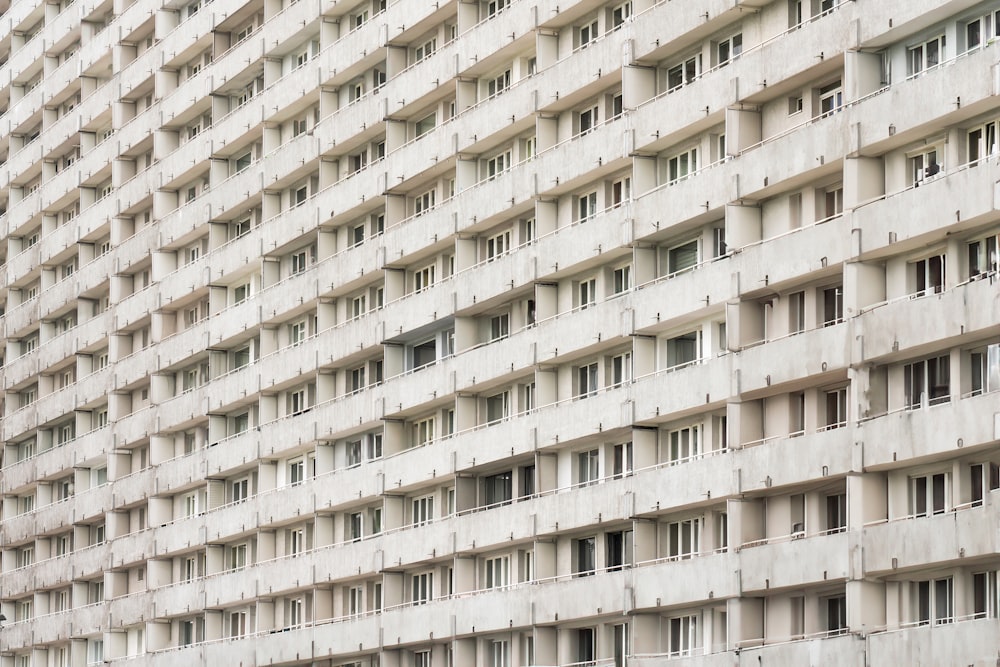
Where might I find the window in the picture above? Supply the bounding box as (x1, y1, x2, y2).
(233, 20, 255, 43)
(17, 439, 36, 461)
(482, 471, 512, 507)
(667, 239, 699, 275)
(488, 639, 510, 667)
(87, 639, 104, 665)
(484, 555, 510, 589)
(234, 152, 252, 173)
(293, 185, 308, 207)
(228, 610, 248, 637)
(910, 471, 949, 516)
(668, 425, 701, 463)
(17, 546, 34, 568)
(577, 190, 598, 221)
(964, 103, 991, 153)
(612, 176, 631, 206)
(232, 477, 249, 502)
(290, 320, 307, 345)
(606, 529, 632, 570)
(666, 331, 701, 368)
(789, 95, 804, 114)
(717, 33, 743, 65)
(233, 346, 251, 369)
(971, 343, 1000, 395)
(414, 37, 436, 63)
(578, 19, 599, 48)
(184, 301, 208, 327)
(486, 230, 511, 259)
(288, 527, 306, 556)
(669, 614, 701, 656)
(230, 216, 252, 240)
(613, 442, 633, 478)
(183, 492, 199, 517)
(577, 448, 599, 485)
(414, 188, 436, 215)
(912, 253, 945, 295)
(910, 146, 942, 185)
(822, 285, 843, 325)
(520, 550, 535, 584)
(411, 571, 433, 604)
(789, 291, 806, 333)
(288, 387, 308, 415)
(577, 363, 599, 398)
(485, 391, 510, 424)
(290, 249, 309, 274)
(485, 150, 511, 179)
(968, 233, 1000, 278)
(522, 136, 536, 160)
(486, 0, 508, 17)
(575, 536, 596, 575)
(233, 282, 250, 304)
(912, 577, 953, 625)
(349, 150, 368, 174)
(578, 104, 599, 134)
(289, 458, 306, 485)
(347, 585, 363, 615)
(613, 265, 631, 294)
(487, 70, 511, 97)
(351, 294, 367, 319)
(667, 518, 701, 559)
(668, 148, 698, 183)
(180, 618, 203, 646)
(904, 355, 950, 408)
(233, 412, 250, 434)
(413, 416, 435, 446)
(415, 113, 435, 137)
(612, 1, 632, 27)
(522, 383, 536, 413)
(412, 495, 434, 525)
(295, 46, 310, 69)
(611, 351, 633, 386)
(350, 366, 366, 393)
(826, 493, 847, 533)
(974, 571, 1000, 618)
(818, 80, 843, 116)
(578, 277, 597, 309)
(346, 440, 362, 467)
(346, 224, 365, 250)
(909, 35, 944, 75)
(413, 264, 438, 293)
(229, 543, 248, 570)
(292, 117, 308, 137)
(825, 387, 848, 429)
(966, 10, 1000, 53)
(368, 433, 384, 460)
(667, 54, 701, 91)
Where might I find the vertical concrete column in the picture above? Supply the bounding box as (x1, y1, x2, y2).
(725, 107, 761, 155)
(845, 50, 887, 101)
(844, 156, 885, 208)
(622, 65, 655, 109)
(847, 580, 886, 633)
(843, 261, 886, 317)
(725, 203, 762, 252)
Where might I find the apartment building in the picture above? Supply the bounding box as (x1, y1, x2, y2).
(0, 0, 999, 664)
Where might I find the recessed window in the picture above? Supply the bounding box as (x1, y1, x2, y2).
(717, 33, 743, 66)
(667, 55, 701, 91)
(908, 35, 944, 75)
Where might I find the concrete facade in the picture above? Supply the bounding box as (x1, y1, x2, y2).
(1, 0, 999, 664)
